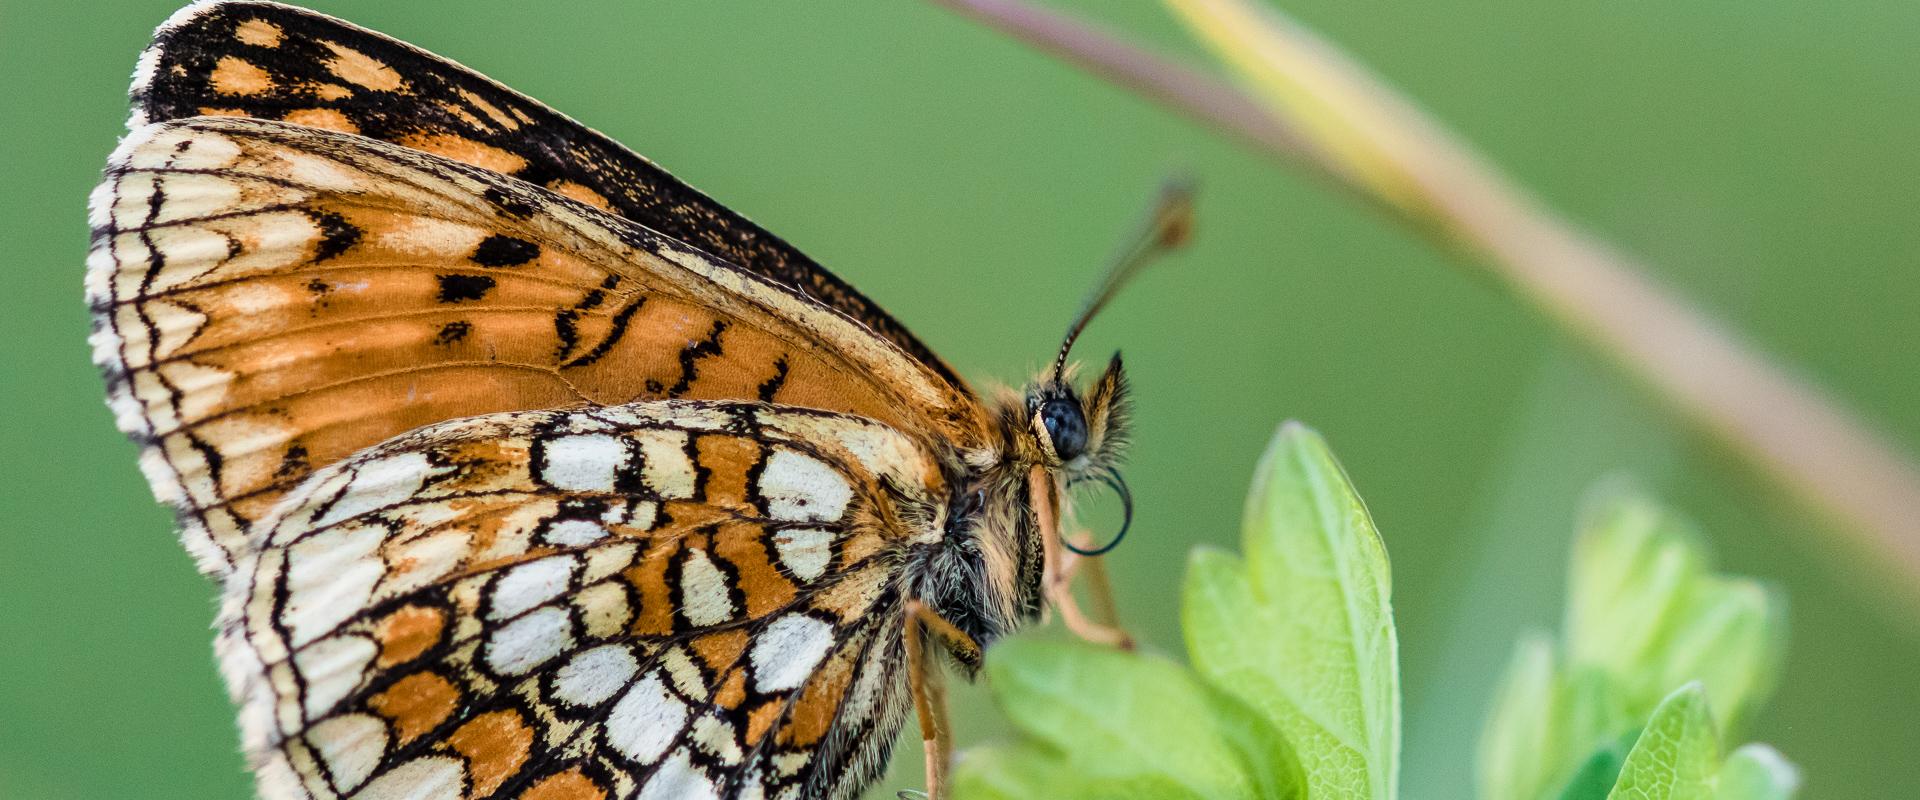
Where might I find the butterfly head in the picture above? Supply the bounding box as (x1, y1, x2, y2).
(945, 357, 1131, 645)
(921, 183, 1186, 653)
(999, 351, 1135, 560)
(1016, 178, 1191, 555)
(1023, 354, 1131, 483)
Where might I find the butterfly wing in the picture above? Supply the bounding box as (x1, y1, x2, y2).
(220, 400, 934, 800)
(130, 0, 960, 392)
(89, 117, 983, 575)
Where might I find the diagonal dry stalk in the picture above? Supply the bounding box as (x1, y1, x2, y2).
(932, 0, 1920, 598)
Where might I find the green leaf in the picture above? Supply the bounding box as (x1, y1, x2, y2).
(1479, 634, 1559, 800)
(951, 745, 1073, 800)
(952, 744, 1205, 800)
(1478, 484, 1796, 800)
(953, 637, 1301, 800)
(1605, 684, 1720, 800)
(1482, 637, 1636, 800)
(1553, 668, 1634, 773)
(1716, 744, 1800, 800)
(1183, 422, 1399, 800)
(1200, 680, 1309, 800)
(1649, 577, 1786, 735)
(1551, 729, 1640, 800)
(1555, 747, 1624, 800)
(1566, 489, 1708, 694)
(1565, 488, 1787, 732)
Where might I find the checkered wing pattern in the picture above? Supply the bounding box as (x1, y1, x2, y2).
(221, 401, 943, 799)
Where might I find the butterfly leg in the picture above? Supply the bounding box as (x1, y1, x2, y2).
(1061, 529, 1128, 638)
(1030, 467, 1135, 649)
(905, 599, 980, 800)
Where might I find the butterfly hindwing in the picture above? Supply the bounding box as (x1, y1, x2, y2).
(220, 400, 933, 800)
(132, 0, 962, 391)
(88, 117, 983, 575)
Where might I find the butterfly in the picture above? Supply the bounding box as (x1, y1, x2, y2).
(88, 3, 1185, 799)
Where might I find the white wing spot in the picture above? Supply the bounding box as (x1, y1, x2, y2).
(283, 522, 384, 647)
(375, 531, 470, 603)
(543, 518, 608, 547)
(375, 215, 485, 259)
(757, 449, 852, 523)
(539, 434, 626, 492)
(314, 452, 438, 528)
(295, 634, 377, 720)
(575, 582, 634, 639)
(484, 606, 573, 676)
(773, 751, 812, 777)
(607, 673, 687, 765)
(306, 713, 387, 792)
(552, 645, 639, 707)
(148, 173, 242, 225)
(690, 713, 743, 765)
(489, 556, 576, 620)
(636, 430, 697, 499)
(772, 528, 834, 583)
(633, 498, 664, 529)
(661, 646, 708, 701)
(118, 125, 242, 171)
(638, 748, 721, 800)
(750, 615, 836, 693)
(842, 644, 888, 725)
(582, 542, 638, 583)
(278, 150, 362, 193)
(678, 549, 736, 626)
(353, 756, 465, 799)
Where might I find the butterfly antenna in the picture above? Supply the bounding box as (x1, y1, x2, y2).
(1052, 178, 1196, 382)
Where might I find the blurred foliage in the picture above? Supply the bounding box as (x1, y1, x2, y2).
(2, 2, 1916, 799)
(1564, 490, 1785, 734)
(1480, 488, 1793, 800)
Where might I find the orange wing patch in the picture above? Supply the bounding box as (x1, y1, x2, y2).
(233, 18, 284, 49)
(218, 401, 939, 799)
(89, 118, 980, 575)
(210, 55, 273, 95)
(397, 131, 527, 174)
(281, 107, 358, 134)
(320, 39, 405, 92)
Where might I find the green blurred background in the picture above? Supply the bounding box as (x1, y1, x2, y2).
(3, 1, 1916, 797)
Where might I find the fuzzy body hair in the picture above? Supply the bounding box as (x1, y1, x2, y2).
(906, 355, 1133, 666)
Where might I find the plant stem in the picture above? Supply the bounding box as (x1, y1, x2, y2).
(932, 0, 1920, 595)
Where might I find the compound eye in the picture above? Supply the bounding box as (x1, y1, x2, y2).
(1039, 398, 1088, 461)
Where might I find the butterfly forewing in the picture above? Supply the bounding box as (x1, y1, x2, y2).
(130, 0, 963, 391)
(89, 117, 982, 575)
(222, 400, 931, 799)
